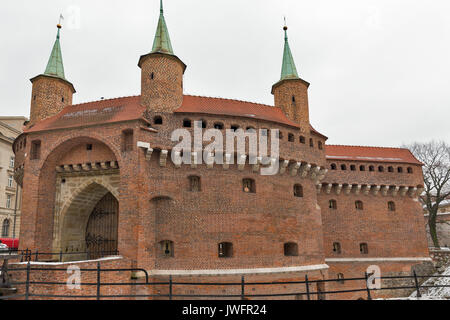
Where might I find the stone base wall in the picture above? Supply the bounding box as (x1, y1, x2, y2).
(326, 260, 435, 300)
(9, 256, 133, 300)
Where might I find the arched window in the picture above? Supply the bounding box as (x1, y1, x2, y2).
(398, 167, 403, 173)
(300, 136, 306, 144)
(218, 242, 233, 258)
(154, 116, 163, 125)
(1, 219, 10, 237)
(329, 200, 337, 209)
(388, 201, 396, 212)
(243, 179, 256, 193)
(183, 119, 192, 128)
(230, 125, 239, 131)
(355, 201, 364, 210)
(214, 123, 224, 130)
(189, 176, 201, 192)
(160, 240, 174, 257)
(284, 242, 299, 256)
(261, 128, 268, 136)
(318, 141, 323, 150)
(378, 166, 384, 172)
(360, 243, 369, 254)
(331, 163, 337, 170)
(337, 273, 345, 284)
(278, 131, 283, 140)
(360, 165, 365, 171)
(150, 72, 155, 80)
(309, 138, 314, 148)
(388, 166, 394, 173)
(333, 242, 342, 254)
(121, 130, 134, 152)
(341, 164, 347, 171)
(292, 95, 296, 105)
(369, 165, 375, 172)
(350, 165, 356, 171)
(407, 167, 413, 174)
(294, 184, 303, 197)
(288, 133, 295, 142)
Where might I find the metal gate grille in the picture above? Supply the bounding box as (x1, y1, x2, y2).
(85, 192, 118, 260)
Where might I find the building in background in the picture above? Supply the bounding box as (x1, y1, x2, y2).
(0, 116, 26, 239)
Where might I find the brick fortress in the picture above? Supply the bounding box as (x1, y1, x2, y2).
(11, 2, 432, 299)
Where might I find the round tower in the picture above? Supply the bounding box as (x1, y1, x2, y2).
(139, 0, 186, 113)
(30, 24, 76, 124)
(271, 25, 310, 129)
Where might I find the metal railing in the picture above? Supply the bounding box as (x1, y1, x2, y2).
(2, 248, 120, 263)
(1, 262, 450, 300)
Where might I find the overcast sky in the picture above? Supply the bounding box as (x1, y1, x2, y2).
(1, 0, 449, 147)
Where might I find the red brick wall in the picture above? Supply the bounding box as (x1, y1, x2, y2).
(30, 76, 74, 124)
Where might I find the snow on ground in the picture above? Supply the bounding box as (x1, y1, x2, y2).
(409, 265, 450, 299)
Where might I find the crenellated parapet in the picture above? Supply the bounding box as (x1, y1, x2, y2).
(137, 141, 328, 183)
(316, 182, 424, 198)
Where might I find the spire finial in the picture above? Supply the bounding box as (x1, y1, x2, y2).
(283, 17, 288, 39)
(57, 14, 64, 39)
(44, 18, 66, 79)
(280, 18, 299, 81)
(151, 0, 174, 54)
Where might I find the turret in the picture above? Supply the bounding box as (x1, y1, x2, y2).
(272, 25, 310, 128)
(30, 24, 76, 124)
(139, 0, 186, 113)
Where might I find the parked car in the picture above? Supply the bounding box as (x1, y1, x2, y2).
(0, 240, 8, 253)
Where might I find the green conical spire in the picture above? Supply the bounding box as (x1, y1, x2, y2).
(280, 26, 299, 81)
(44, 25, 66, 79)
(151, 0, 174, 55)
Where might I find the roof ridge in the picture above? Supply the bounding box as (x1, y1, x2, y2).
(70, 95, 141, 108)
(326, 144, 411, 151)
(184, 94, 274, 108)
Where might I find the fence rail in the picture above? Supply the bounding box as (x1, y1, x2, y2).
(1, 248, 119, 263)
(2, 259, 450, 300)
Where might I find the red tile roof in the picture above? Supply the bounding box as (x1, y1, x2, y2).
(25, 95, 327, 137)
(25, 96, 146, 133)
(325, 145, 423, 165)
(175, 95, 301, 128)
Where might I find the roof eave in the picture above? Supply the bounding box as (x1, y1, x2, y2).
(271, 77, 310, 94)
(30, 74, 76, 93)
(138, 52, 187, 73)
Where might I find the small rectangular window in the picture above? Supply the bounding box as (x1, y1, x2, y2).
(360, 243, 369, 254)
(218, 242, 233, 258)
(30, 140, 41, 160)
(9, 157, 15, 168)
(243, 179, 256, 193)
(160, 240, 174, 257)
(122, 130, 134, 152)
(6, 195, 12, 209)
(189, 176, 201, 192)
(7, 176, 13, 188)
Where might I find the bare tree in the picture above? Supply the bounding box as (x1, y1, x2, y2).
(405, 141, 450, 248)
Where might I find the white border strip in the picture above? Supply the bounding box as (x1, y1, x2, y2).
(148, 264, 329, 276)
(326, 257, 432, 263)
